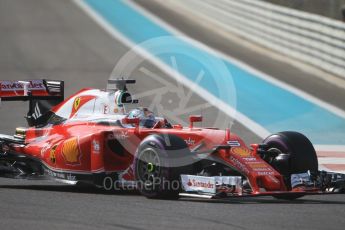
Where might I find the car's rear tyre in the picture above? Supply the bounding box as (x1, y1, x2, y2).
(262, 131, 318, 200)
(134, 134, 195, 199)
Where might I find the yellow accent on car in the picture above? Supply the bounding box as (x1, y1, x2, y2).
(62, 137, 80, 163)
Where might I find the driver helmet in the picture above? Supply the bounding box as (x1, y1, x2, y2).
(128, 107, 156, 128)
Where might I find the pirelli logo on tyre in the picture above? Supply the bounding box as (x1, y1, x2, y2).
(62, 137, 81, 165)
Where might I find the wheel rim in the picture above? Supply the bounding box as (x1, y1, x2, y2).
(137, 148, 161, 187)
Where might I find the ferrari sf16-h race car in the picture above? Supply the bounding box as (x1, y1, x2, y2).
(0, 79, 344, 200)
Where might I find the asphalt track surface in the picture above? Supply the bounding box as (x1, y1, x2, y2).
(0, 1, 345, 230)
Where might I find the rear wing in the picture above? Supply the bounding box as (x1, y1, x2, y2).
(0, 80, 64, 127)
(0, 80, 64, 101)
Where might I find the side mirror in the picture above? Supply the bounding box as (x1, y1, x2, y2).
(122, 117, 140, 126)
(189, 115, 203, 128)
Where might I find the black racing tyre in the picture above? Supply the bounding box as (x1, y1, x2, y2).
(134, 134, 196, 199)
(262, 131, 318, 200)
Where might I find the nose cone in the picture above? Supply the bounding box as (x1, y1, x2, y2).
(261, 175, 281, 191)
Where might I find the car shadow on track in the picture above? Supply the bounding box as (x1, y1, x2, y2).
(179, 197, 345, 205)
(0, 184, 141, 196)
(1, 183, 344, 204)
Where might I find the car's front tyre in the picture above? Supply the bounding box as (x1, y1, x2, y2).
(262, 131, 318, 200)
(134, 134, 195, 199)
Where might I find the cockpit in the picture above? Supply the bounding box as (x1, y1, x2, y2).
(127, 107, 155, 128)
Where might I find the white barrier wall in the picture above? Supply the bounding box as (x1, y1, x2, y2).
(163, 0, 345, 78)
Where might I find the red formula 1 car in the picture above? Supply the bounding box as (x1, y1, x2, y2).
(0, 79, 344, 200)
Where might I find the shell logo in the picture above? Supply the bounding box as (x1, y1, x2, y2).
(62, 137, 80, 164)
(231, 147, 252, 157)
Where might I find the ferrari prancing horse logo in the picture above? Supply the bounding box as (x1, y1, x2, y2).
(70, 95, 96, 118)
(73, 97, 81, 111)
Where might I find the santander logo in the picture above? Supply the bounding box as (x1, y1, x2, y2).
(1, 80, 45, 91)
(187, 179, 214, 189)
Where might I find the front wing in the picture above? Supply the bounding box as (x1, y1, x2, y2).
(179, 171, 345, 199)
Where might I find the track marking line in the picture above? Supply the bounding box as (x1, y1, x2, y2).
(75, 0, 345, 147)
(126, 0, 345, 121)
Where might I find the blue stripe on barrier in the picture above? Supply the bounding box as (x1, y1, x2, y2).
(84, 0, 345, 144)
